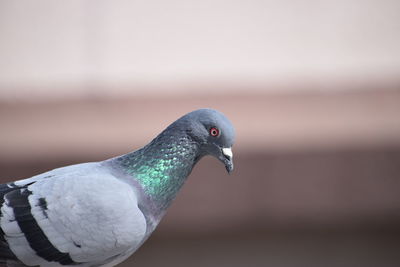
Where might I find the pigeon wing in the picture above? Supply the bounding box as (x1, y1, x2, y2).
(0, 162, 147, 266)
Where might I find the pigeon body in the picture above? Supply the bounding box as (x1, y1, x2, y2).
(0, 109, 235, 267)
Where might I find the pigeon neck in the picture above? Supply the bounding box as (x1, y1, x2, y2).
(116, 129, 201, 212)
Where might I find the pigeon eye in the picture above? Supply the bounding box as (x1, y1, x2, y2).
(209, 127, 220, 137)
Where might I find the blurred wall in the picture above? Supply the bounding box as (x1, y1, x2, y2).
(1, 1, 400, 266)
(1, 0, 400, 98)
(1, 91, 400, 267)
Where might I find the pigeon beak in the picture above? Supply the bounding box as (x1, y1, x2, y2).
(221, 147, 234, 174)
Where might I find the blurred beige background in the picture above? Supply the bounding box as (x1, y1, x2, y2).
(1, 1, 400, 267)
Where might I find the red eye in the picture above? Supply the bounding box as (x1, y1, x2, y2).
(209, 127, 219, 137)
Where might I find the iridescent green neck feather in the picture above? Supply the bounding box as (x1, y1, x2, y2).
(115, 129, 201, 210)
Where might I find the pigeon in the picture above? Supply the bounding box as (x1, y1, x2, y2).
(0, 108, 235, 267)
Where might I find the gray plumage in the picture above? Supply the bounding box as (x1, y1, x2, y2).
(0, 108, 235, 267)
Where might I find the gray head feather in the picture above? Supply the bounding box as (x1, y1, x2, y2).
(169, 108, 235, 172)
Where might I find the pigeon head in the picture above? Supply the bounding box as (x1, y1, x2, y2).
(171, 108, 235, 173)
